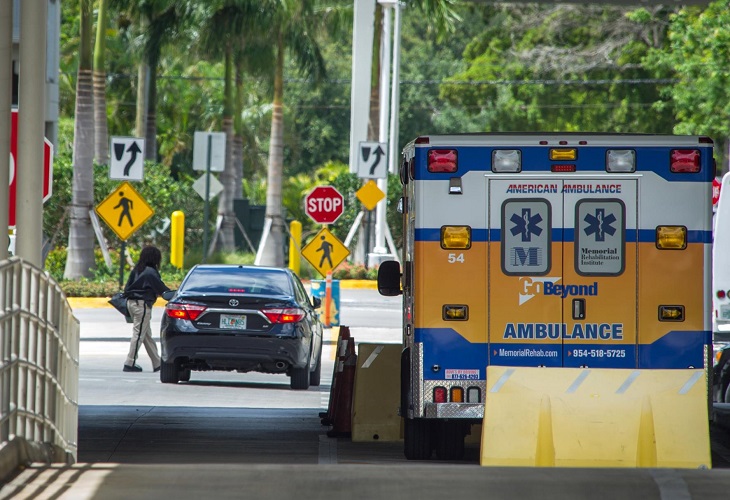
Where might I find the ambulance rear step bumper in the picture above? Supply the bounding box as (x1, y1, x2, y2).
(424, 402, 484, 419)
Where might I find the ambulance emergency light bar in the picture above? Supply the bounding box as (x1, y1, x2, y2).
(424, 144, 705, 174)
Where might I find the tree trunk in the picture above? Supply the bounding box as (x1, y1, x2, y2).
(233, 62, 244, 200)
(145, 54, 158, 161)
(92, 0, 108, 164)
(216, 46, 236, 252)
(135, 62, 148, 140)
(259, 34, 286, 267)
(65, 73, 96, 278)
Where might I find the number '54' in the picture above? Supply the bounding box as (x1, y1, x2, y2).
(448, 253, 465, 263)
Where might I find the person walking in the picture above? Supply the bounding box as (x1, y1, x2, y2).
(123, 245, 170, 372)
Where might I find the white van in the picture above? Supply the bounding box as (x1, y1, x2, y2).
(713, 172, 730, 401)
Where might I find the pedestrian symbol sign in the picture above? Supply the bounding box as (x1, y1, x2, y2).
(95, 182, 155, 241)
(301, 227, 350, 277)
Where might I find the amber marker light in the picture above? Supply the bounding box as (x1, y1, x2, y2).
(550, 148, 577, 161)
(659, 305, 684, 322)
(441, 226, 471, 249)
(656, 226, 687, 249)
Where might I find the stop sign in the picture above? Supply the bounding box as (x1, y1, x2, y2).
(305, 185, 344, 224)
(713, 177, 722, 206)
(7, 109, 54, 227)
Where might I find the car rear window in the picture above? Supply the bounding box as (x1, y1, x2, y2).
(181, 267, 293, 295)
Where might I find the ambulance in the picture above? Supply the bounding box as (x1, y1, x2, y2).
(378, 133, 715, 460)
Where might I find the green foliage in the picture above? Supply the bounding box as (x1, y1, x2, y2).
(644, 0, 730, 167)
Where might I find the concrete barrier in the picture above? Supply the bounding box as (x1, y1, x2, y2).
(352, 343, 403, 442)
(481, 366, 711, 468)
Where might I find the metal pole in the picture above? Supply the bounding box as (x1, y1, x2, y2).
(16, 0, 47, 266)
(0, 0, 12, 260)
(203, 134, 212, 263)
(388, 2, 403, 176)
(119, 241, 125, 289)
(374, 1, 392, 255)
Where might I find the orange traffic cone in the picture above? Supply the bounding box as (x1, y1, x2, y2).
(327, 335, 356, 438)
(320, 326, 351, 426)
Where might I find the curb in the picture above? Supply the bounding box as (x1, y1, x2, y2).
(66, 280, 378, 309)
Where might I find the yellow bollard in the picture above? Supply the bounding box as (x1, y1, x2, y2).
(171, 211, 185, 269)
(289, 220, 301, 275)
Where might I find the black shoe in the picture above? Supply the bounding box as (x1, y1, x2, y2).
(153, 365, 161, 372)
(123, 364, 143, 372)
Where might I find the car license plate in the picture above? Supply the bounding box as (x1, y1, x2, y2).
(220, 314, 247, 329)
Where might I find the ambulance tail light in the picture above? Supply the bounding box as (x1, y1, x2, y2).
(659, 305, 685, 322)
(492, 150, 521, 172)
(607, 150, 636, 172)
(441, 226, 471, 249)
(428, 149, 457, 173)
(434, 387, 447, 403)
(670, 149, 701, 173)
(467, 387, 481, 403)
(718, 290, 727, 299)
(450, 387, 464, 403)
(656, 226, 687, 249)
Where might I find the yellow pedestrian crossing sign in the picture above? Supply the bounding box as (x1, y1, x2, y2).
(301, 227, 350, 277)
(95, 182, 155, 241)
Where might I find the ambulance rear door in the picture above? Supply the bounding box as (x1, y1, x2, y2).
(488, 178, 564, 367)
(561, 178, 637, 367)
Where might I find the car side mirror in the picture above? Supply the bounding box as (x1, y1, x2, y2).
(312, 296, 322, 309)
(377, 260, 402, 296)
(162, 290, 176, 301)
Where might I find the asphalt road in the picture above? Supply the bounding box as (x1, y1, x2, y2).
(5, 288, 730, 499)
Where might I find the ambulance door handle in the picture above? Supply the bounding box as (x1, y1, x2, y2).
(572, 299, 586, 320)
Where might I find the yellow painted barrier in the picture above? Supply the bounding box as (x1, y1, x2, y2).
(481, 366, 711, 469)
(351, 343, 403, 442)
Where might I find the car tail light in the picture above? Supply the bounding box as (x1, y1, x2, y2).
(166, 303, 207, 321)
(262, 308, 306, 324)
(428, 149, 457, 173)
(670, 149, 700, 173)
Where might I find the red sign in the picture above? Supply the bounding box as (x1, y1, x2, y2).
(7, 109, 54, 227)
(305, 185, 344, 224)
(713, 177, 722, 206)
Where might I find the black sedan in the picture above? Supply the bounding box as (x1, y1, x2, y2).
(159, 264, 324, 390)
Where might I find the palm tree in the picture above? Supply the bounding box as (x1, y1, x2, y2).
(257, 0, 337, 267)
(64, 0, 96, 279)
(198, 0, 269, 253)
(93, 0, 109, 164)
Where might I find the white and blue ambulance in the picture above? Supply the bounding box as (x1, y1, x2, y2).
(378, 133, 715, 460)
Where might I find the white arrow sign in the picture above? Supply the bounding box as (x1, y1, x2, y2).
(110, 137, 145, 181)
(358, 141, 388, 179)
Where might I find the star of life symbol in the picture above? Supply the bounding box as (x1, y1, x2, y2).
(519, 277, 561, 305)
(584, 208, 616, 242)
(510, 208, 543, 242)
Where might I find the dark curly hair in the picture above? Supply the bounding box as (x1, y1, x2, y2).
(134, 245, 162, 273)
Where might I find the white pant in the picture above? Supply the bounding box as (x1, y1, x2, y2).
(126, 299, 161, 369)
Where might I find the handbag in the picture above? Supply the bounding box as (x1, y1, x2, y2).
(109, 292, 130, 319)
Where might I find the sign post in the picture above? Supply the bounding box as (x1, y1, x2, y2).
(193, 131, 226, 261)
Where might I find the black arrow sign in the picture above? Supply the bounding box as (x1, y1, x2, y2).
(370, 146, 385, 175)
(123, 141, 142, 176)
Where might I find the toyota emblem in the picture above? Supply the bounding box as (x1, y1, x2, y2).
(229, 299, 239, 307)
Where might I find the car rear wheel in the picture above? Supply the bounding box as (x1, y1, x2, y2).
(310, 347, 322, 387)
(160, 361, 180, 384)
(291, 366, 310, 390)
